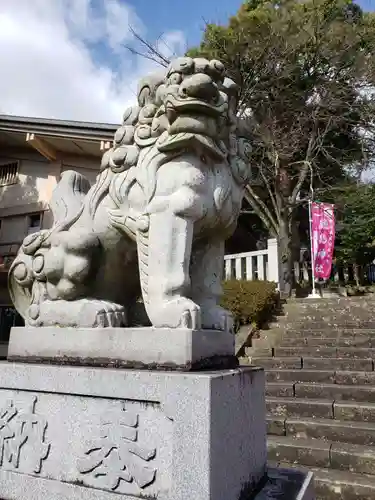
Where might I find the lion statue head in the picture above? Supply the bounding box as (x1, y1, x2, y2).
(100, 56, 250, 186)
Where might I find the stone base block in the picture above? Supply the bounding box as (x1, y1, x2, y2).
(0, 362, 266, 500)
(7, 326, 236, 370)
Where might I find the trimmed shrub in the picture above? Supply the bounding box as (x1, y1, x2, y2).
(221, 279, 279, 332)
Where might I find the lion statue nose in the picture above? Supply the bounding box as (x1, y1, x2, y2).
(179, 73, 218, 102)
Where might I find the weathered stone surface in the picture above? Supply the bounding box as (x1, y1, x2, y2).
(267, 436, 330, 468)
(330, 442, 375, 475)
(0, 362, 266, 500)
(266, 416, 286, 436)
(285, 417, 375, 446)
(246, 347, 273, 358)
(252, 357, 303, 369)
(266, 397, 334, 419)
(335, 370, 375, 386)
(294, 383, 375, 403)
(274, 347, 337, 358)
(266, 382, 295, 398)
(7, 326, 236, 370)
(314, 467, 375, 500)
(303, 357, 373, 371)
(255, 296, 375, 495)
(306, 336, 373, 348)
(9, 57, 251, 333)
(279, 336, 373, 348)
(285, 329, 373, 338)
(334, 401, 375, 423)
(266, 369, 335, 384)
(336, 347, 375, 359)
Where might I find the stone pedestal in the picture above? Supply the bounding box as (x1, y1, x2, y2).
(0, 326, 314, 499)
(7, 327, 237, 370)
(0, 362, 265, 500)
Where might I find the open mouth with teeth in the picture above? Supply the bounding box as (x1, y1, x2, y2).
(155, 93, 229, 160)
(165, 93, 227, 120)
(155, 106, 227, 160)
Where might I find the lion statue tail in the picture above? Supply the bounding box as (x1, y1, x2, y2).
(8, 170, 91, 321)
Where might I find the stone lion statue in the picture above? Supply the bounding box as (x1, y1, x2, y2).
(9, 57, 251, 331)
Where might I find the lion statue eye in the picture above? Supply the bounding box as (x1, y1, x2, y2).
(168, 72, 183, 85)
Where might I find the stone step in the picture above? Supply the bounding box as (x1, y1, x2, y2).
(266, 397, 334, 419)
(281, 328, 375, 338)
(289, 296, 375, 303)
(274, 346, 375, 358)
(334, 401, 375, 423)
(283, 318, 375, 325)
(266, 382, 295, 398)
(287, 308, 375, 315)
(294, 382, 375, 403)
(270, 463, 375, 500)
(303, 357, 374, 371)
(252, 356, 374, 370)
(280, 321, 375, 331)
(267, 415, 375, 446)
(266, 369, 335, 384)
(268, 436, 331, 469)
(266, 381, 375, 402)
(267, 397, 375, 423)
(336, 371, 375, 385)
(279, 336, 373, 347)
(313, 468, 375, 500)
(268, 436, 375, 475)
(266, 369, 375, 385)
(289, 296, 373, 302)
(286, 302, 375, 310)
(281, 327, 375, 336)
(251, 357, 303, 369)
(285, 319, 375, 328)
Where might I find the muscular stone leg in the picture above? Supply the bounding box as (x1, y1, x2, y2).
(190, 239, 233, 332)
(138, 212, 201, 329)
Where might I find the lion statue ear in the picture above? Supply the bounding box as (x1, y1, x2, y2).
(222, 77, 239, 97)
(137, 72, 165, 107)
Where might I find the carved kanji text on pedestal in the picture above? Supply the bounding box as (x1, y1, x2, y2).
(78, 406, 157, 491)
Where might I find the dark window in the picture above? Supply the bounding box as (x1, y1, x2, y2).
(0, 161, 19, 186)
(27, 213, 42, 234)
(0, 306, 24, 343)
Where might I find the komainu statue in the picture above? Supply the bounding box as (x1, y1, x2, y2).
(9, 57, 251, 331)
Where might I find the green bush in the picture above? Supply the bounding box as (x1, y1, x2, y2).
(221, 280, 279, 332)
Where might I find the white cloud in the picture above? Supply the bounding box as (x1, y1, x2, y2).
(0, 0, 185, 123)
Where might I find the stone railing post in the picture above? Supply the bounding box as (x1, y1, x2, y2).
(267, 238, 283, 290)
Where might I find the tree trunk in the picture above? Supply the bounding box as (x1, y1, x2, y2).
(279, 212, 294, 296)
(353, 263, 360, 287)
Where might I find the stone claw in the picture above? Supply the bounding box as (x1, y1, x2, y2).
(201, 305, 233, 332)
(147, 297, 202, 330)
(181, 305, 202, 330)
(26, 299, 127, 328)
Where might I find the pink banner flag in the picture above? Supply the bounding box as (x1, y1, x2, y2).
(311, 202, 335, 281)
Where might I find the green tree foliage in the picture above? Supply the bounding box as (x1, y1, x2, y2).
(322, 183, 375, 279)
(188, 0, 375, 294)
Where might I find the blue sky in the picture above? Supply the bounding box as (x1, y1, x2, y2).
(0, 0, 373, 123)
(131, 0, 374, 48)
(359, 0, 375, 10)
(127, 0, 245, 49)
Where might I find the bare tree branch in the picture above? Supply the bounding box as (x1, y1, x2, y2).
(244, 185, 279, 236)
(124, 27, 171, 68)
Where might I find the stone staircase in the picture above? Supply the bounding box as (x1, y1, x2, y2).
(243, 296, 375, 499)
